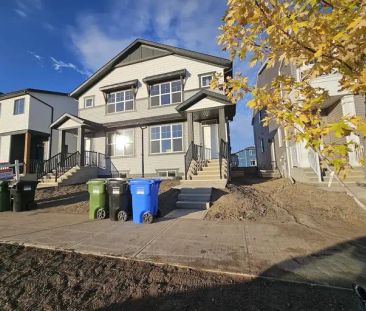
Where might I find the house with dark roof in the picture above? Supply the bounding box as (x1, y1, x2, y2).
(49, 39, 236, 188)
(0, 89, 77, 174)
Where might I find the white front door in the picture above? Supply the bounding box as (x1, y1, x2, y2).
(202, 124, 219, 159)
(84, 137, 91, 165)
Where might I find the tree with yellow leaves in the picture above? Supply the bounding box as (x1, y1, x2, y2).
(214, 0, 366, 177)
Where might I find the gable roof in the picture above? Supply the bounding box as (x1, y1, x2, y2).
(175, 89, 232, 112)
(50, 113, 103, 130)
(70, 39, 232, 98)
(0, 88, 68, 101)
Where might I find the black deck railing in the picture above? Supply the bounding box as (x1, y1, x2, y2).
(55, 151, 80, 182)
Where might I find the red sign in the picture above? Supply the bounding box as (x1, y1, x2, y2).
(0, 167, 13, 180)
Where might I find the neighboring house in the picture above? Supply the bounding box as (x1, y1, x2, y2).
(0, 89, 77, 174)
(49, 39, 236, 188)
(252, 61, 365, 183)
(233, 146, 256, 167)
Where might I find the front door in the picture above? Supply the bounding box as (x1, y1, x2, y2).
(202, 124, 219, 159)
(84, 137, 92, 165)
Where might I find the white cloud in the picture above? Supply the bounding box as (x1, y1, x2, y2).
(67, 0, 228, 72)
(14, 9, 27, 18)
(28, 51, 42, 62)
(50, 57, 90, 76)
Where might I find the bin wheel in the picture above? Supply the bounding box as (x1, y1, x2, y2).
(96, 208, 106, 220)
(117, 210, 128, 222)
(143, 212, 153, 224)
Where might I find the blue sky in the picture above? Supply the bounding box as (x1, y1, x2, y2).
(0, 0, 257, 151)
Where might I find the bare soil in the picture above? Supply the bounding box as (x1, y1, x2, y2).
(34, 181, 179, 216)
(0, 243, 361, 311)
(206, 177, 366, 226)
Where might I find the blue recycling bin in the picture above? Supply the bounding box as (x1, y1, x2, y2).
(129, 179, 161, 224)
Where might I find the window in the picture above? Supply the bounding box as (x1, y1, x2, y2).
(150, 80, 182, 107)
(260, 138, 264, 153)
(150, 124, 183, 154)
(200, 74, 213, 88)
(250, 160, 256, 166)
(84, 96, 94, 108)
(14, 98, 25, 115)
(107, 89, 134, 113)
(107, 129, 134, 156)
(157, 170, 177, 178)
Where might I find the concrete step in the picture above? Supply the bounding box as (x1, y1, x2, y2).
(179, 188, 212, 195)
(178, 193, 211, 202)
(197, 170, 220, 176)
(37, 182, 59, 189)
(176, 201, 209, 209)
(180, 179, 227, 189)
(202, 166, 221, 171)
(191, 175, 221, 181)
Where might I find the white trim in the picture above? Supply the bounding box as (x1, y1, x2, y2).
(150, 80, 182, 107)
(150, 123, 183, 154)
(107, 89, 134, 114)
(200, 74, 213, 87)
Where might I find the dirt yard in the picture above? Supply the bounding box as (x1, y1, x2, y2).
(0, 243, 361, 311)
(35, 180, 179, 216)
(206, 177, 366, 227)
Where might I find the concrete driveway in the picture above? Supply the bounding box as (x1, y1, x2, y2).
(0, 209, 365, 289)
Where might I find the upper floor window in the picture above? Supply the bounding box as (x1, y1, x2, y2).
(200, 74, 213, 88)
(84, 96, 94, 108)
(107, 128, 134, 157)
(150, 80, 182, 107)
(107, 89, 134, 114)
(150, 124, 183, 154)
(14, 98, 25, 115)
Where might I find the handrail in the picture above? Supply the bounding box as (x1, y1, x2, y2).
(55, 151, 80, 182)
(184, 142, 194, 180)
(219, 139, 229, 179)
(35, 152, 62, 179)
(97, 152, 120, 178)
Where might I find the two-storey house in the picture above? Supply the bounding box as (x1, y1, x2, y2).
(0, 89, 77, 174)
(253, 60, 365, 184)
(49, 39, 236, 188)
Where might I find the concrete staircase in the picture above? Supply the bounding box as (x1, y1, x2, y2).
(180, 159, 227, 189)
(37, 166, 98, 188)
(176, 187, 212, 210)
(291, 167, 365, 190)
(259, 169, 281, 178)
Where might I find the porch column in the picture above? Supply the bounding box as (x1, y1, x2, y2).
(58, 130, 65, 154)
(77, 126, 85, 166)
(187, 112, 194, 144)
(23, 131, 31, 174)
(218, 108, 226, 142)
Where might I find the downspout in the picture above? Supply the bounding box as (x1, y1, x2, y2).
(278, 61, 294, 182)
(26, 92, 54, 160)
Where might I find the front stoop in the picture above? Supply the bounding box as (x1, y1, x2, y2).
(176, 188, 212, 210)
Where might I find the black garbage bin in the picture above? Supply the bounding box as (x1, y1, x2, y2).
(10, 180, 38, 212)
(106, 179, 131, 221)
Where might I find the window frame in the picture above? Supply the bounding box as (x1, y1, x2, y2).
(106, 89, 135, 114)
(84, 96, 94, 109)
(107, 128, 135, 157)
(13, 98, 25, 115)
(150, 123, 184, 155)
(198, 72, 216, 89)
(250, 160, 257, 166)
(149, 80, 182, 108)
(200, 74, 213, 88)
(157, 169, 178, 178)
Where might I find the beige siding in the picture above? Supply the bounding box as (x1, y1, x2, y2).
(91, 122, 187, 177)
(323, 101, 347, 145)
(78, 54, 225, 123)
(0, 135, 11, 162)
(354, 94, 365, 117)
(0, 95, 30, 134)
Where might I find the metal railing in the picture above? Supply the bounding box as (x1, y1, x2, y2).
(83, 151, 98, 166)
(55, 151, 80, 182)
(219, 139, 229, 179)
(33, 153, 62, 179)
(308, 148, 323, 182)
(356, 144, 365, 164)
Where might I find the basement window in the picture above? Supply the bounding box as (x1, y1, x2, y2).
(157, 170, 177, 178)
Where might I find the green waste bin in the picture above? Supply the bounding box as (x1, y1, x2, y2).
(0, 181, 11, 212)
(87, 179, 108, 220)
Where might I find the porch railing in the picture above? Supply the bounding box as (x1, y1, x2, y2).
(55, 151, 80, 182)
(308, 148, 323, 182)
(83, 151, 98, 166)
(356, 144, 365, 164)
(219, 139, 229, 179)
(33, 153, 62, 179)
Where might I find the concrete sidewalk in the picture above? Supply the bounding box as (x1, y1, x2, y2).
(0, 210, 365, 288)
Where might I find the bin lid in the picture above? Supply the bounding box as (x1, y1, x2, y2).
(107, 178, 128, 184)
(129, 178, 154, 185)
(87, 179, 106, 185)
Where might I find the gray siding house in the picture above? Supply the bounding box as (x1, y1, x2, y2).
(47, 39, 235, 188)
(253, 60, 365, 184)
